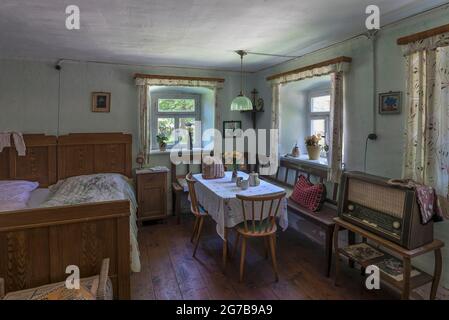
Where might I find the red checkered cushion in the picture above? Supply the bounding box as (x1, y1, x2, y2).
(290, 175, 326, 212)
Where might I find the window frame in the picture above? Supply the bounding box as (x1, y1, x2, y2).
(309, 90, 331, 158)
(151, 93, 201, 150)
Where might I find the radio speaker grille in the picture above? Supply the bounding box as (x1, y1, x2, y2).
(348, 179, 405, 218)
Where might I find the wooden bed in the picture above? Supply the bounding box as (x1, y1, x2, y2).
(0, 133, 133, 299)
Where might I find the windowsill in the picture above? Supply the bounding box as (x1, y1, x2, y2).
(281, 154, 329, 168)
(150, 148, 213, 156)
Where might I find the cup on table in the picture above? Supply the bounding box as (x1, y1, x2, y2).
(240, 179, 249, 190)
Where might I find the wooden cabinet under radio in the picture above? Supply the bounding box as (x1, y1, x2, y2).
(338, 172, 433, 249)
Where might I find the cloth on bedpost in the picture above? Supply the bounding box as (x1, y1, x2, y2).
(0, 132, 27, 156)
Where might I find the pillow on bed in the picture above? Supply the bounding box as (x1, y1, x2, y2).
(0, 180, 39, 211)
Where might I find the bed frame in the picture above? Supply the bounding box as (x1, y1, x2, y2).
(0, 132, 133, 299)
(0, 134, 57, 187)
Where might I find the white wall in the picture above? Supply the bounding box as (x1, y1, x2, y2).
(0, 58, 256, 162)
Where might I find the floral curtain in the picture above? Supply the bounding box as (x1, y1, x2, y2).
(328, 72, 344, 183)
(269, 60, 350, 182)
(269, 62, 350, 86)
(136, 83, 149, 164)
(402, 35, 449, 197)
(135, 77, 224, 164)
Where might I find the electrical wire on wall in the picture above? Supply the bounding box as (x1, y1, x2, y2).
(363, 30, 379, 172)
(55, 60, 63, 136)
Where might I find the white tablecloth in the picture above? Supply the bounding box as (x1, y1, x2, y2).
(192, 171, 288, 239)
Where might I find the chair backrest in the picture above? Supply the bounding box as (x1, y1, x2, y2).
(185, 172, 200, 215)
(236, 191, 287, 234)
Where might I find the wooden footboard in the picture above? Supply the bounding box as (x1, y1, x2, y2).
(0, 200, 131, 299)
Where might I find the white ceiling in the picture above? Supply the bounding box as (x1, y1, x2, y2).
(0, 0, 447, 71)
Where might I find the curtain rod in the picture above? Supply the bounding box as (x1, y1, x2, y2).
(134, 73, 225, 82)
(397, 23, 449, 45)
(266, 56, 352, 81)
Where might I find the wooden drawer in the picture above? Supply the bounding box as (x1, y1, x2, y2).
(137, 172, 165, 186)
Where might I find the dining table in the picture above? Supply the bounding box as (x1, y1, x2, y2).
(192, 171, 288, 270)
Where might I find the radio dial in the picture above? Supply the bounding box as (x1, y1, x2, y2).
(393, 221, 401, 230)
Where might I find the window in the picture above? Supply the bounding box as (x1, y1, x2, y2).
(309, 91, 331, 157)
(151, 94, 200, 149)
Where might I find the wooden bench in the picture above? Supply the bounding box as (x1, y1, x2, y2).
(263, 156, 352, 277)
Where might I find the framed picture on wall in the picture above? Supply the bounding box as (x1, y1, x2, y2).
(92, 92, 111, 112)
(223, 120, 242, 138)
(379, 91, 401, 115)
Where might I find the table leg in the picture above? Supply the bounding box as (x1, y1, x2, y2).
(333, 223, 341, 286)
(430, 248, 442, 300)
(222, 227, 228, 272)
(402, 257, 411, 300)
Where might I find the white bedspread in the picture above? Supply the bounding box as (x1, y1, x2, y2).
(40, 173, 141, 273)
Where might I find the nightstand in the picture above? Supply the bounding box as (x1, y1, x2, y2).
(136, 169, 168, 223)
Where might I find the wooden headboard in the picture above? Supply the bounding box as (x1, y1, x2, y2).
(0, 134, 57, 187)
(57, 133, 132, 179)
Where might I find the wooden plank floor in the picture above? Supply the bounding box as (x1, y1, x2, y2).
(132, 215, 398, 300)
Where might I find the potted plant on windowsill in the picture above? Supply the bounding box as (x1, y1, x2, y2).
(156, 134, 169, 152)
(305, 134, 322, 160)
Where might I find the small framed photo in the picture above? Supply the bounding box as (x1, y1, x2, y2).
(92, 92, 111, 112)
(223, 120, 242, 138)
(379, 91, 401, 114)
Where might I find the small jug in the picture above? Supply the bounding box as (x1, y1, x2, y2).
(249, 172, 260, 187)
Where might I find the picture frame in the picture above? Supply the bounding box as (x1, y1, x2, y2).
(223, 120, 242, 138)
(92, 92, 111, 113)
(379, 91, 401, 114)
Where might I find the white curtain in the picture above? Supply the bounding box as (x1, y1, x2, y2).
(135, 77, 224, 163)
(269, 61, 349, 182)
(402, 33, 449, 197)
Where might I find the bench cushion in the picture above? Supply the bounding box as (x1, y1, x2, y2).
(290, 175, 326, 212)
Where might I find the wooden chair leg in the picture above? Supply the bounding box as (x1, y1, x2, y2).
(190, 216, 199, 243)
(193, 216, 204, 257)
(239, 237, 247, 282)
(268, 234, 279, 282)
(232, 232, 240, 259)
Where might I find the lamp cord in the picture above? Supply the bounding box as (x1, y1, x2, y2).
(240, 54, 244, 95)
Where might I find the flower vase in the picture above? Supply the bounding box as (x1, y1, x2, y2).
(231, 167, 238, 182)
(306, 145, 321, 160)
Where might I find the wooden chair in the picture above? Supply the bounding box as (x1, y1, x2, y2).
(0, 258, 112, 300)
(186, 173, 209, 257)
(234, 191, 287, 282)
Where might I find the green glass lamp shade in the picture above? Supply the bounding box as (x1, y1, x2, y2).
(230, 94, 253, 111)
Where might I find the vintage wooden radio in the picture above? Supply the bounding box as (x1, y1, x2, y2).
(338, 172, 433, 249)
